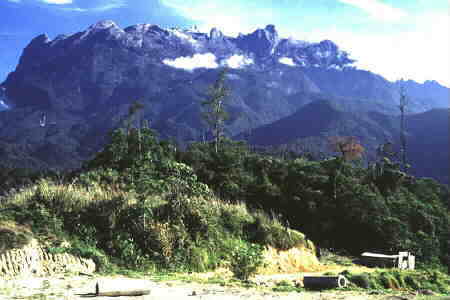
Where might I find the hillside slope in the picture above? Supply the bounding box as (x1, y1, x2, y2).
(243, 103, 449, 184)
(407, 109, 449, 184)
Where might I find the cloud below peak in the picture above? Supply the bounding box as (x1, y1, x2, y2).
(163, 53, 219, 71)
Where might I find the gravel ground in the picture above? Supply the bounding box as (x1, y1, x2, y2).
(0, 275, 420, 300)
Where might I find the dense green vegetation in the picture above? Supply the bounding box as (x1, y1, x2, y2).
(0, 125, 311, 280)
(1, 120, 448, 274)
(0, 78, 448, 282)
(179, 138, 449, 269)
(341, 269, 450, 293)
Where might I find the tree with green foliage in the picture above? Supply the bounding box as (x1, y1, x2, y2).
(124, 100, 145, 132)
(327, 136, 365, 200)
(201, 68, 230, 153)
(368, 141, 407, 194)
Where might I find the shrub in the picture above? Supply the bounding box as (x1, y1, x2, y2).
(113, 233, 150, 269)
(343, 270, 449, 294)
(380, 272, 400, 289)
(245, 212, 306, 250)
(272, 280, 300, 292)
(404, 275, 420, 290)
(187, 246, 210, 272)
(220, 202, 251, 235)
(229, 240, 265, 280)
(350, 273, 370, 289)
(68, 239, 110, 273)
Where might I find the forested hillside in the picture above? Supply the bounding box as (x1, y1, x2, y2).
(1, 117, 449, 273)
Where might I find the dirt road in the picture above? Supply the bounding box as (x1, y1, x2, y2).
(0, 275, 418, 300)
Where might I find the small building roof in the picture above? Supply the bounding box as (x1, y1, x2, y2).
(361, 252, 398, 259)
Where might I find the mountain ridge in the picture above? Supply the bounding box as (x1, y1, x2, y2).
(0, 21, 448, 184)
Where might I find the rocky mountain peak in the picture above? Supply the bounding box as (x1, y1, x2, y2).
(318, 40, 338, 51)
(15, 34, 51, 71)
(13, 21, 357, 72)
(76, 19, 125, 41)
(423, 80, 441, 87)
(124, 23, 155, 33)
(89, 20, 119, 30)
(264, 24, 279, 43)
(252, 25, 279, 44)
(236, 25, 281, 59)
(29, 34, 50, 46)
(209, 27, 224, 40)
(265, 24, 277, 34)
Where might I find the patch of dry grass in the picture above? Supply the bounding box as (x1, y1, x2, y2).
(0, 220, 34, 253)
(259, 246, 323, 275)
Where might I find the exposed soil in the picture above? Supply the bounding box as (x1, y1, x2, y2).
(0, 273, 420, 300)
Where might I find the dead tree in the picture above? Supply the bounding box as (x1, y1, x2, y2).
(399, 85, 409, 172)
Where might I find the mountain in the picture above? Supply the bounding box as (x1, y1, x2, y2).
(0, 21, 353, 146)
(241, 99, 398, 162)
(0, 0, 193, 81)
(0, 21, 448, 183)
(243, 99, 397, 146)
(243, 101, 449, 185)
(396, 79, 449, 111)
(406, 109, 449, 184)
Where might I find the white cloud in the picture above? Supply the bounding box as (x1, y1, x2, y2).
(163, 53, 218, 71)
(279, 57, 296, 66)
(338, 0, 408, 22)
(57, 0, 125, 12)
(6, 0, 21, 3)
(295, 12, 449, 87)
(224, 55, 253, 68)
(90, 1, 125, 11)
(60, 7, 87, 11)
(169, 29, 199, 46)
(40, 0, 72, 4)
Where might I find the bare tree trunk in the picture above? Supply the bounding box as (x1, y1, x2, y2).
(399, 86, 408, 172)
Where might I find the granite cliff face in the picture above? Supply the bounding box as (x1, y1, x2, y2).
(3, 20, 446, 115)
(0, 21, 448, 176)
(2, 21, 352, 112)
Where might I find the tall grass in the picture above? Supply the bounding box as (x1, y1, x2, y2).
(1, 179, 314, 276)
(342, 269, 450, 294)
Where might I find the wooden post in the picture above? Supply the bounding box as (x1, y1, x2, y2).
(303, 275, 348, 290)
(95, 290, 151, 297)
(86, 282, 151, 297)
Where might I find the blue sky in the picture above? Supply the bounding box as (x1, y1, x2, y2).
(161, 0, 450, 86)
(1, 0, 449, 86)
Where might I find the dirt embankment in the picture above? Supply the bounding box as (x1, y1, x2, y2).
(0, 222, 442, 300)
